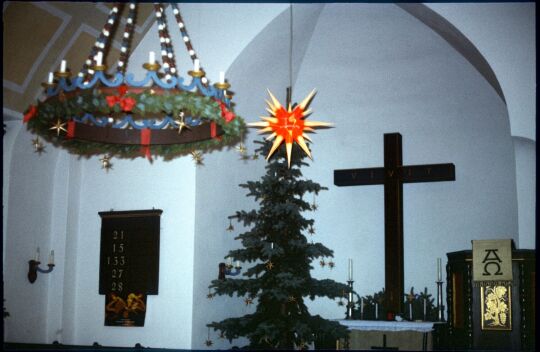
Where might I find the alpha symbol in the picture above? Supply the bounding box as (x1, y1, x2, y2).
(482, 249, 503, 276)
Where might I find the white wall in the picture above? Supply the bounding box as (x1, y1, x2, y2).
(513, 137, 536, 249)
(4, 125, 59, 342)
(427, 2, 536, 142)
(3, 118, 22, 267)
(191, 4, 520, 348)
(296, 2, 518, 317)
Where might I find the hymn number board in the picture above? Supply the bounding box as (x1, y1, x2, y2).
(99, 209, 162, 295)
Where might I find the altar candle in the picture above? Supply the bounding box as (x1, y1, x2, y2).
(348, 259, 353, 281)
(48, 250, 54, 265)
(409, 303, 413, 321)
(194, 59, 200, 71)
(375, 303, 378, 320)
(60, 60, 67, 73)
(149, 51, 155, 64)
(48, 72, 54, 84)
(437, 258, 442, 281)
(360, 297, 364, 314)
(423, 298, 427, 319)
(219, 71, 225, 84)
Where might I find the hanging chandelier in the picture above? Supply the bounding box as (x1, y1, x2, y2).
(23, 2, 245, 162)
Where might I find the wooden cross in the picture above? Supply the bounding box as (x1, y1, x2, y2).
(334, 133, 455, 315)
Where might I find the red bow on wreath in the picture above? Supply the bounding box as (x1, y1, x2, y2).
(215, 100, 235, 123)
(23, 105, 37, 123)
(106, 85, 136, 112)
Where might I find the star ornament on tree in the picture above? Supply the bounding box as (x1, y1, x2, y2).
(248, 89, 332, 168)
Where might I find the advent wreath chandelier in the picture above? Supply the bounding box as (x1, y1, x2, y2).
(23, 2, 245, 162)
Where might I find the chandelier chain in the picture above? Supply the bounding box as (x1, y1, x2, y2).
(80, 3, 123, 80)
(116, 2, 137, 74)
(153, 4, 177, 78)
(170, 3, 198, 64)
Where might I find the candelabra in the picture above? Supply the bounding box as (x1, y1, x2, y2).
(28, 248, 55, 283)
(436, 280, 444, 321)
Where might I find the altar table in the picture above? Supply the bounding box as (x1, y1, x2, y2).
(336, 320, 436, 351)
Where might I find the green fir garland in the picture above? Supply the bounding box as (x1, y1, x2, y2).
(25, 88, 246, 160)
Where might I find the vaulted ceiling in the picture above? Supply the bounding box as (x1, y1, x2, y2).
(3, 2, 155, 119)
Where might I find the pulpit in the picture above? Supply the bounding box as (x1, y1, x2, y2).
(336, 320, 439, 351)
(446, 249, 535, 351)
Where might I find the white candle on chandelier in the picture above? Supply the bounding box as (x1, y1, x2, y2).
(194, 59, 200, 72)
(271, 242, 274, 250)
(219, 71, 225, 84)
(48, 72, 54, 84)
(35, 247, 41, 262)
(149, 51, 155, 64)
(95, 52, 103, 66)
(423, 298, 427, 318)
(60, 60, 67, 73)
(48, 250, 55, 265)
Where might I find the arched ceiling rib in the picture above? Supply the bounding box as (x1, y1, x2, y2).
(397, 3, 505, 104)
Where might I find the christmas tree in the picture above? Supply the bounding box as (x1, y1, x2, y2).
(208, 140, 349, 349)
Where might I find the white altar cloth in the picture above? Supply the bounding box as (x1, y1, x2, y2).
(336, 319, 435, 333)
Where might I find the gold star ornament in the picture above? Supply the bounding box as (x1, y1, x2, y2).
(175, 111, 191, 134)
(100, 155, 113, 172)
(265, 261, 274, 270)
(32, 137, 45, 154)
(236, 142, 247, 155)
(248, 89, 332, 168)
(49, 119, 67, 136)
(191, 151, 203, 165)
(226, 219, 234, 232)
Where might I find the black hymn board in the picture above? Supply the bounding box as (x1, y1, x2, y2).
(334, 133, 455, 315)
(99, 209, 162, 295)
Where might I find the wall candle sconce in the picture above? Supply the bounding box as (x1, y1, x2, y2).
(218, 258, 241, 280)
(28, 248, 55, 283)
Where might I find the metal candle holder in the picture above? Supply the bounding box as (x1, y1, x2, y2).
(436, 280, 444, 321)
(218, 262, 241, 280)
(28, 260, 55, 283)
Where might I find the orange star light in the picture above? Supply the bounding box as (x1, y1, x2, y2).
(248, 89, 332, 168)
